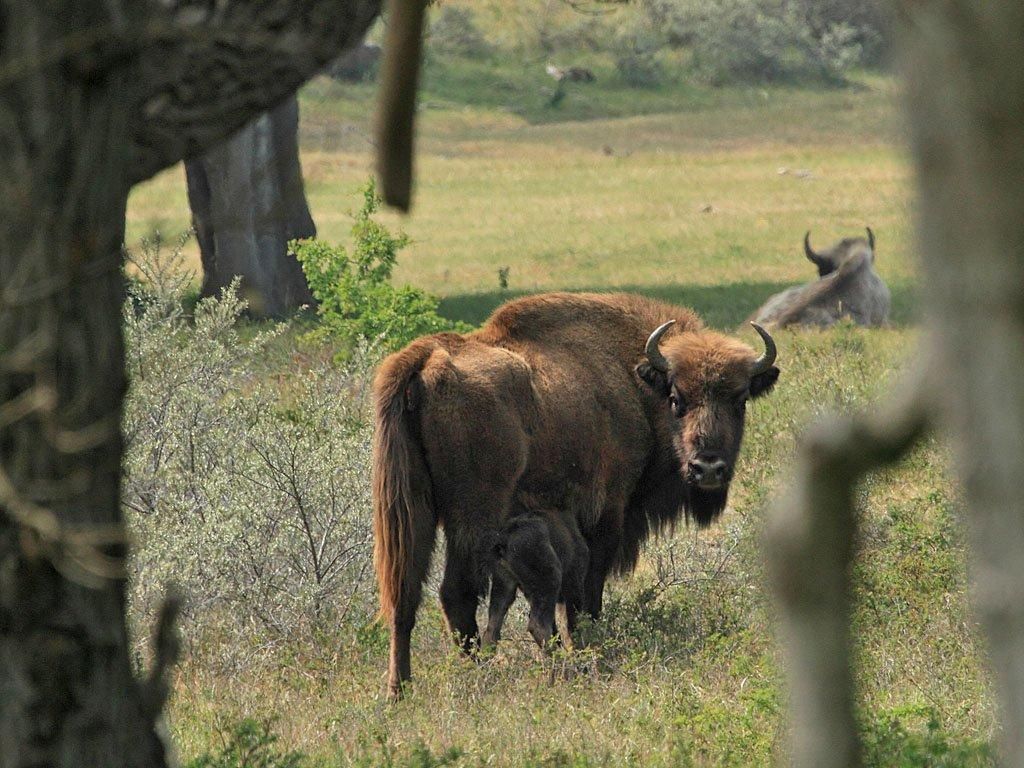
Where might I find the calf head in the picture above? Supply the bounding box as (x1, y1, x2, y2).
(804, 227, 875, 277)
(636, 321, 779, 526)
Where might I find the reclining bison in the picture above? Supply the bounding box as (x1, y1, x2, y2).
(373, 293, 780, 698)
(750, 228, 891, 328)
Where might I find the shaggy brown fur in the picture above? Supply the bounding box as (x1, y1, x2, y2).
(373, 292, 779, 698)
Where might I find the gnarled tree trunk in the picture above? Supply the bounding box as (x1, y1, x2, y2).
(0, 1, 380, 766)
(186, 95, 317, 317)
(768, 2, 1024, 765)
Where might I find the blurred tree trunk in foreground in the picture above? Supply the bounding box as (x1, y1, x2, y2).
(767, 2, 1024, 766)
(0, 1, 380, 766)
(186, 95, 318, 318)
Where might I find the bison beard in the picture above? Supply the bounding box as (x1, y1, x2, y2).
(372, 292, 778, 699)
(685, 484, 730, 528)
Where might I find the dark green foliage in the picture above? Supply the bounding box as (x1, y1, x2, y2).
(429, 6, 492, 58)
(863, 708, 994, 767)
(632, 0, 886, 84)
(351, 738, 465, 768)
(293, 180, 470, 355)
(614, 48, 663, 89)
(673, 0, 863, 85)
(186, 719, 304, 768)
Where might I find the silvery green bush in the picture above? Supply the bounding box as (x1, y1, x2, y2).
(122, 236, 377, 660)
(639, 0, 870, 84)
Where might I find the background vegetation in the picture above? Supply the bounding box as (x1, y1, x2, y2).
(123, 3, 993, 765)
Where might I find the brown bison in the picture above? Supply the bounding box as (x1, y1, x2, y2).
(749, 228, 891, 328)
(373, 293, 779, 698)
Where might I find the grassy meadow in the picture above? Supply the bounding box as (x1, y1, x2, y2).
(125, 29, 996, 768)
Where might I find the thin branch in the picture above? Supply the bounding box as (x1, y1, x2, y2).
(376, 0, 427, 210)
(766, 355, 934, 768)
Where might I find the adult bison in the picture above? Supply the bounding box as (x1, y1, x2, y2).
(750, 228, 891, 328)
(373, 293, 779, 698)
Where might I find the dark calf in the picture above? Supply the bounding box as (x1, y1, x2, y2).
(483, 509, 588, 649)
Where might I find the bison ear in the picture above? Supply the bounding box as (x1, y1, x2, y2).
(750, 366, 779, 399)
(636, 362, 670, 397)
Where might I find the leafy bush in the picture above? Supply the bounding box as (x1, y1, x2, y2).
(293, 180, 469, 356)
(788, 0, 889, 65)
(863, 707, 994, 767)
(123, 236, 377, 661)
(186, 719, 303, 768)
(640, 0, 867, 84)
(429, 5, 492, 58)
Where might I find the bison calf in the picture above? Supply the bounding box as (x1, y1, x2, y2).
(482, 506, 588, 650)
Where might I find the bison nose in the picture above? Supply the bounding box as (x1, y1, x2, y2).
(689, 455, 728, 488)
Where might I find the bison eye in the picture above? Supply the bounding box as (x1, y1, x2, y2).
(669, 392, 686, 418)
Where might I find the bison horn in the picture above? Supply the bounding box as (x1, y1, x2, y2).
(749, 322, 777, 376)
(803, 231, 822, 263)
(866, 227, 876, 251)
(644, 320, 675, 373)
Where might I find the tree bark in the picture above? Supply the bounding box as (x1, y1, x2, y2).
(0, 1, 379, 766)
(899, 2, 1024, 760)
(770, 2, 1024, 764)
(186, 95, 317, 317)
(766, 363, 932, 768)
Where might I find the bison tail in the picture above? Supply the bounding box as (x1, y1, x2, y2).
(372, 348, 435, 621)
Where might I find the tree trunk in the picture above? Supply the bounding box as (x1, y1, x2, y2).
(186, 95, 317, 318)
(0, 5, 172, 764)
(899, 2, 1024, 760)
(769, 2, 1024, 765)
(0, 1, 380, 765)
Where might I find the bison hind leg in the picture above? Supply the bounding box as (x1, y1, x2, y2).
(440, 539, 486, 655)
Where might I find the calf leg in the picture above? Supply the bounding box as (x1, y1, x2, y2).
(508, 537, 562, 650)
(482, 571, 517, 648)
(561, 539, 588, 645)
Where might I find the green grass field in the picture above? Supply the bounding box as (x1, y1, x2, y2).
(127, 50, 996, 767)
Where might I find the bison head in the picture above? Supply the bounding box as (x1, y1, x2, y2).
(804, 227, 875, 277)
(636, 321, 779, 526)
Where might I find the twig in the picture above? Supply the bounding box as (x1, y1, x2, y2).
(376, 0, 427, 211)
(766, 355, 934, 768)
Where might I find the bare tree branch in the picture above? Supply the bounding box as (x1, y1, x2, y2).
(766, 358, 934, 768)
(130, 0, 382, 183)
(376, 0, 427, 210)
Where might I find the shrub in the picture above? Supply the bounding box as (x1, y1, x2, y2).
(863, 707, 994, 767)
(186, 719, 303, 768)
(642, 0, 867, 85)
(615, 50, 663, 89)
(788, 0, 889, 65)
(293, 180, 469, 357)
(123, 235, 377, 662)
(610, 15, 665, 89)
(429, 5, 492, 58)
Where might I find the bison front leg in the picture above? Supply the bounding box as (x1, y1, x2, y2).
(582, 543, 614, 619)
(440, 551, 481, 654)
